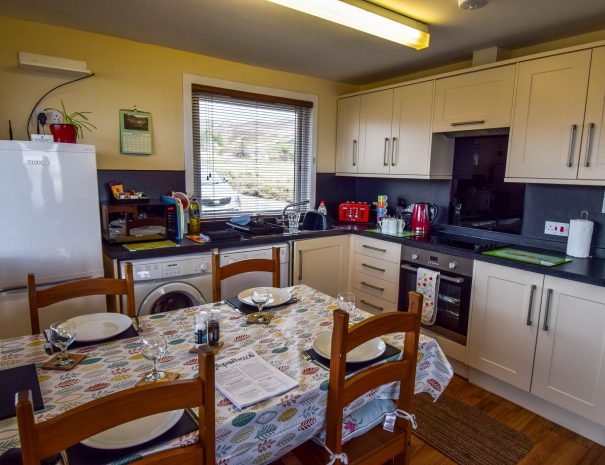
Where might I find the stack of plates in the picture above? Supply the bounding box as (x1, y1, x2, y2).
(237, 287, 292, 308)
(312, 332, 386, 363)
(67, 313, 132, 342)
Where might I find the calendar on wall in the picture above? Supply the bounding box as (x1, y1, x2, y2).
(119, 109, 153, 155)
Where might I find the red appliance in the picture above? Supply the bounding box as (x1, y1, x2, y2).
(410, 203, 439, 233)
(339, 202, 370, 223)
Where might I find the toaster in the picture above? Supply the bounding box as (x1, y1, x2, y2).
(339, 202, 370, 223)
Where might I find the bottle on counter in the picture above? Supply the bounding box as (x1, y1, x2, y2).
(208, 309, 221, 346)
(189, 196, 201, 234)
(317, 200, 327, 216)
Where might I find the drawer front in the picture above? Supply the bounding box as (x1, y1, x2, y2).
(353, 271, 398, 302)
(353, 253, 399, 283)
(354, 236, 401, 263)
(354, 289, 397, 315)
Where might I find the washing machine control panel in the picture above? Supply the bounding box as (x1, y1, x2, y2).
(125, 255, 212, 281)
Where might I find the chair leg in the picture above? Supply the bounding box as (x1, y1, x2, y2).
(393, 452, 407, 465)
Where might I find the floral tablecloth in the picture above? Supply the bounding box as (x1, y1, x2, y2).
(0, 284, 453, 465)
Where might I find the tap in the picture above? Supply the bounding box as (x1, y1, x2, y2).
(282, 200, 310, 223)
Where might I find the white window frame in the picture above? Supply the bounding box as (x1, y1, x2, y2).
(182, 73, 317, 215)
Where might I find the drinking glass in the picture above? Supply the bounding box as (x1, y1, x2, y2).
(140, 332, 168, 382)
(336, 292, 356, 314)
(287, 211, 300, 233)
(49, 320, 77, 366)
(251, 288, 271, 322)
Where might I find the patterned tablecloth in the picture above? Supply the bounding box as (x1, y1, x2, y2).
(0, 285, 453, 465)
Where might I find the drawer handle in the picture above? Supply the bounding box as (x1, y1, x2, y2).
(362, 263, 386, 273)
(360, 299, 384, 311)
(567, 124, 577, 167)
(362, 244, 387, 253)
(298, 250, 303, 281)
(543, 288, 553, 331)
(361, 281, 384, 292)
(526, 284, 536, 326)
(451, 120, 485, 126)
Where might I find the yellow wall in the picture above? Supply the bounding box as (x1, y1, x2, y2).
(0, 16, 356, 172)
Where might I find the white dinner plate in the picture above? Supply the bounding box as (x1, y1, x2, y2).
(68, 313, 133, 342)
(312, 332, 386, 363)
(238, 287, 292, 308)
(81, 410, 184, 449)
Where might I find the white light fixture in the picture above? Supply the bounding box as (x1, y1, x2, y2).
(458, 0, 489, 10)
(266, 0, 430, 50)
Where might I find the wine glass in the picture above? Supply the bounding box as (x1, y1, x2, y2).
(336, 292, 356, 314)
(251, 288, 270, 322)
(49, 321, 77, 366)
(140, 333, 168, 382)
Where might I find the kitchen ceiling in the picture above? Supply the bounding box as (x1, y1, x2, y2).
(2, 0, 605, 84)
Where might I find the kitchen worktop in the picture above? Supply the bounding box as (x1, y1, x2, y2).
(102, 224, 605, 287)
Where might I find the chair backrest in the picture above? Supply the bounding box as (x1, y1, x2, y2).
(212, 247, 280, 301)
(27, 262, 136, 335)
(325, 291, 422, 456)
(16, 346, 215, 465)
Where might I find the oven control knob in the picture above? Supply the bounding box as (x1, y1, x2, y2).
(448, 261, 457, 270)
(411, 254, 419, 260)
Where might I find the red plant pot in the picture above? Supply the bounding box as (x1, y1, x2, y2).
(49, 124, 77, 143)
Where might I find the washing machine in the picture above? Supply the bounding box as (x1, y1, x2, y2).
(120, 253, 212, 316)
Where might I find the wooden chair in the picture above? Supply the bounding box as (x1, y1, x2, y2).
(290, 291, 423, 465)
(27, 262, 136, 335)
(16, 345, 215, 465)
(212, 247, 280, 301)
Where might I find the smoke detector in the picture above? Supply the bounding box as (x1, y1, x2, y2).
(458, 0, 489, 9)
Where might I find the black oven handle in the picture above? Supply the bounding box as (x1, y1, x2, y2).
(400, 264, 465, 284)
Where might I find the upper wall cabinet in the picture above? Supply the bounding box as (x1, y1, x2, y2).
(336, 96, 361, 174)
(432, 65, 516, 133)
(506, 50, 593, 181)
(358, 89, 394, 174)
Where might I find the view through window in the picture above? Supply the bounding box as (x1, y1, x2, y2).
(191, 85, 313, 219)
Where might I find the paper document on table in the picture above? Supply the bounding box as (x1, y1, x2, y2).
(215, 349, 299, 409)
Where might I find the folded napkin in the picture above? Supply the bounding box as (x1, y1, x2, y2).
(304, 343, 401, 376)
(225, 296, 298, 315)
(65, 410, 197, 465)
(45, 325, 139, 352)
(416, 267, 440, 326)
(0, 364, 44, 421)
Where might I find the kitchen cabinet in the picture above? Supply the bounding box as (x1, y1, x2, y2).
(358, 89, 393, 174)
(292, 235, 349, 298)
(432, 65, 516, 132)
(335, 96, 360, 174)
(507, 50, 593, 180)
(468, 261, 605, 426)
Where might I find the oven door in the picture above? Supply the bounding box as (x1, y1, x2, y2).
(398, 262, 471, 345)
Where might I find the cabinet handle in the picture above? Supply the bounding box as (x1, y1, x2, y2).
(401, 264, 465, 284)
(361, 281, 384, 292)
(526, 284, 536, 326)
(362, 263, 386, 273)
(451, 120, 485, 126)
(298, 250, 303, 281)
(360, 299, 384, 311)
(391, 137, 398, 166)
(543, 288, 553, 331)
(383, 138, 390, 166)
(584, 123, 595, 168)
(362, 244, 387, 253)
(567, 124, 577, 167)
(352, 140, 357, 167)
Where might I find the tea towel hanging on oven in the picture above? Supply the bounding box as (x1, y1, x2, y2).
(416, 267, 440, 325)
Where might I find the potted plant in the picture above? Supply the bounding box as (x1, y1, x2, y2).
(45, 100, 96, 143)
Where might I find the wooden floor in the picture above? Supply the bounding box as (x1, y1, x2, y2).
(275, 374, 605, 465)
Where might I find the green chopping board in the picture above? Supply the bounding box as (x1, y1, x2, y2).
(366, 229, 421, 238)
(483, 248, 572, 267)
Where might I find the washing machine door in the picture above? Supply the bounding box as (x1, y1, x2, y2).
(138, 282, 207, 316)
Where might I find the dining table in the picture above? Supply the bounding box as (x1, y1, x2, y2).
(0, 284, 454, 465)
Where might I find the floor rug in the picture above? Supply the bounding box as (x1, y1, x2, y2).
(413, 393, 533, 465)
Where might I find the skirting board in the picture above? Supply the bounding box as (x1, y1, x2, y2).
(468, 367, 605, 446)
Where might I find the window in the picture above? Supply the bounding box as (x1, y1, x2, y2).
(190, 83, 314, 219)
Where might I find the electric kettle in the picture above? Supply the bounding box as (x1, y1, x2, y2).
(410, 203, 439, 233)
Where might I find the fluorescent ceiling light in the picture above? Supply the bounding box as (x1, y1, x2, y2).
(267, 0, 430, 50)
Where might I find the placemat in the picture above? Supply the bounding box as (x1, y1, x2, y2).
(483, 247, 572, 266)
(304, 343, 401, 376)
(0, 364, 43, 420)
(225, 296, 298, 315)
(123, 241, 178, 252)
(64, 410, 197, 465)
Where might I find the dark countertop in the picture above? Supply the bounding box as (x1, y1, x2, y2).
(103, 225, 605, 288)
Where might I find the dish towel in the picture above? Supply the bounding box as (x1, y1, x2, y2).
(416, 267, 440, 325)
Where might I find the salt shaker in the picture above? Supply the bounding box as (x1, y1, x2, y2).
(208, 309, 221, 346)
(194, 311, 208, 345)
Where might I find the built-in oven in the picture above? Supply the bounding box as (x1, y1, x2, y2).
(398, 246, 473, 354)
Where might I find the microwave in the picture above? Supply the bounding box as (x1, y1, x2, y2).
(100, 202, 178, 243)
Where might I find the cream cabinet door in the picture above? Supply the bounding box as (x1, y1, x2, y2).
(507, 51, 591, 180)
(390, 81, 434, 175)
(336, 96, 360, 174)
(578, 47, 605, 180)
(467, 261, 543, 391)
(292, 235, 349, 298)
(432, 65, 516, 132)
(358, 89, 393, 174)
(531, 276, 605, 425)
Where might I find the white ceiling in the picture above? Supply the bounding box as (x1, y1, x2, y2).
(2, 0, 605, 84)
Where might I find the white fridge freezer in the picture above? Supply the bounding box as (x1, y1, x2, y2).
(0, 141, 105, 338)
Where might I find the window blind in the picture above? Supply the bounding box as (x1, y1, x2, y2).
(191, 85, 313, 220)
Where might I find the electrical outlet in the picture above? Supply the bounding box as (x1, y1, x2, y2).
(45, 109, 62, 124)
(545, 221, 569, 237)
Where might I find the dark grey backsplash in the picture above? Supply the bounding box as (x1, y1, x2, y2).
(97, 170, 186, 202)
